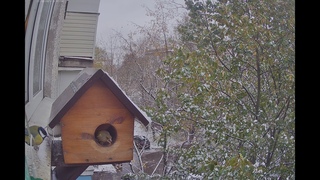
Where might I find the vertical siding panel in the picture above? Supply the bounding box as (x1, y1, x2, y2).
(60, 12, 98, 58)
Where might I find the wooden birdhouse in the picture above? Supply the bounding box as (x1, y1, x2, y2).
(48, 68, 150, 165)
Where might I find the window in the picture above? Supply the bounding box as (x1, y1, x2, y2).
(25, 0, 54, 118)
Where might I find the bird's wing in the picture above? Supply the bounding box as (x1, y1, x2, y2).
(29, 126, 39, 137)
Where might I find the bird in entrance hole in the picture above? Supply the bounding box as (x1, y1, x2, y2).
(25, 125, 48, 146)
(96, 130, 112, 146)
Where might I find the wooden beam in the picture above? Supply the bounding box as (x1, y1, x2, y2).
(53, 165, 89, 180)
(52, 140, 88, 180)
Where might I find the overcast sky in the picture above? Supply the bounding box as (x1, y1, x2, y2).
(96, 0, 185, 42)
(96, 0, 156, 41)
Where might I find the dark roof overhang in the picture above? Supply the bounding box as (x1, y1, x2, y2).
(48, 68, 150, 129)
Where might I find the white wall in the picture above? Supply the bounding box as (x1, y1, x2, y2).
(58, 68, 84, 95)
(25, 0, 31, 18)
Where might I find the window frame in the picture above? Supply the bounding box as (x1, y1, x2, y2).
(25, 0, 54, 119)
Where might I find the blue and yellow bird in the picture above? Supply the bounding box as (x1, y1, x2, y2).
(25, 125, 48, 146)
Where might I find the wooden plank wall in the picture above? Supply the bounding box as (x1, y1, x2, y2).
(61, 80, 134, 164)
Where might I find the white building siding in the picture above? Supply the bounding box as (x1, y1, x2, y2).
(59, 12, 99, 58)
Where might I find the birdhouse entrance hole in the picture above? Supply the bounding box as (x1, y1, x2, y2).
(94, 123, 117, 147)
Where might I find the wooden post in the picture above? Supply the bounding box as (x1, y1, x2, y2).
(51, 140, 89, 180)
(53, 165, 89, 180)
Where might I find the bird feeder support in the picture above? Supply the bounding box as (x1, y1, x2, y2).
(53, 165, 89, 180)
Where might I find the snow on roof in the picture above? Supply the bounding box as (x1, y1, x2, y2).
(102, 69, 152, 125)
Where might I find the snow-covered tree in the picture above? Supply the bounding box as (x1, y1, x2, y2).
(148, 0, 295, 179)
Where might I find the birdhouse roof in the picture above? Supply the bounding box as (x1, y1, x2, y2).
(48, 68, 151, 128)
